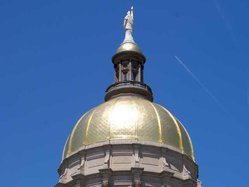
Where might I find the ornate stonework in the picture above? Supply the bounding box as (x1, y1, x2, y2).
(56, 141, 199, 187)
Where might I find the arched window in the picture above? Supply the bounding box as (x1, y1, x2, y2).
(121, 61, 129, 82)
(114, 64, 119, 82)
(132, 63, 138, 81)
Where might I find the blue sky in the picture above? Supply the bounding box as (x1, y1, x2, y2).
(0, 0, 248, 186)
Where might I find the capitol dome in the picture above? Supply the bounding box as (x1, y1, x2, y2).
(56, 7, 201, 187)
(62, 96, 194, 161)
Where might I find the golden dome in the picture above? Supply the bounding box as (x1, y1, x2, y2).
(117, 42, 142, 54)
(62, 96, 194, 160)
(112, 42, 146, 65)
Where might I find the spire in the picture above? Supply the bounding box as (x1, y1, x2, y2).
(115, 6, 143, 58)
(105, 7, 153, 102)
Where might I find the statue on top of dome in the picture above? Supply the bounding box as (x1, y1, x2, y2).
(123, 6, 135, 43)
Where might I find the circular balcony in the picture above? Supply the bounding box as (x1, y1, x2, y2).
(105, 81, 153, 101)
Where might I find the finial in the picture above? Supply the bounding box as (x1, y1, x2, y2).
(114, 6, 144, 58)
(123, 6, 135, 43)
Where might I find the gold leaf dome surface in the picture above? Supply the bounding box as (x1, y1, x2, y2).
(116, 42, 142, 54)
(63, 96, 194, 160)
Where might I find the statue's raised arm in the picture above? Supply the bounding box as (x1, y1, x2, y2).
(123, 6, 135, 43)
